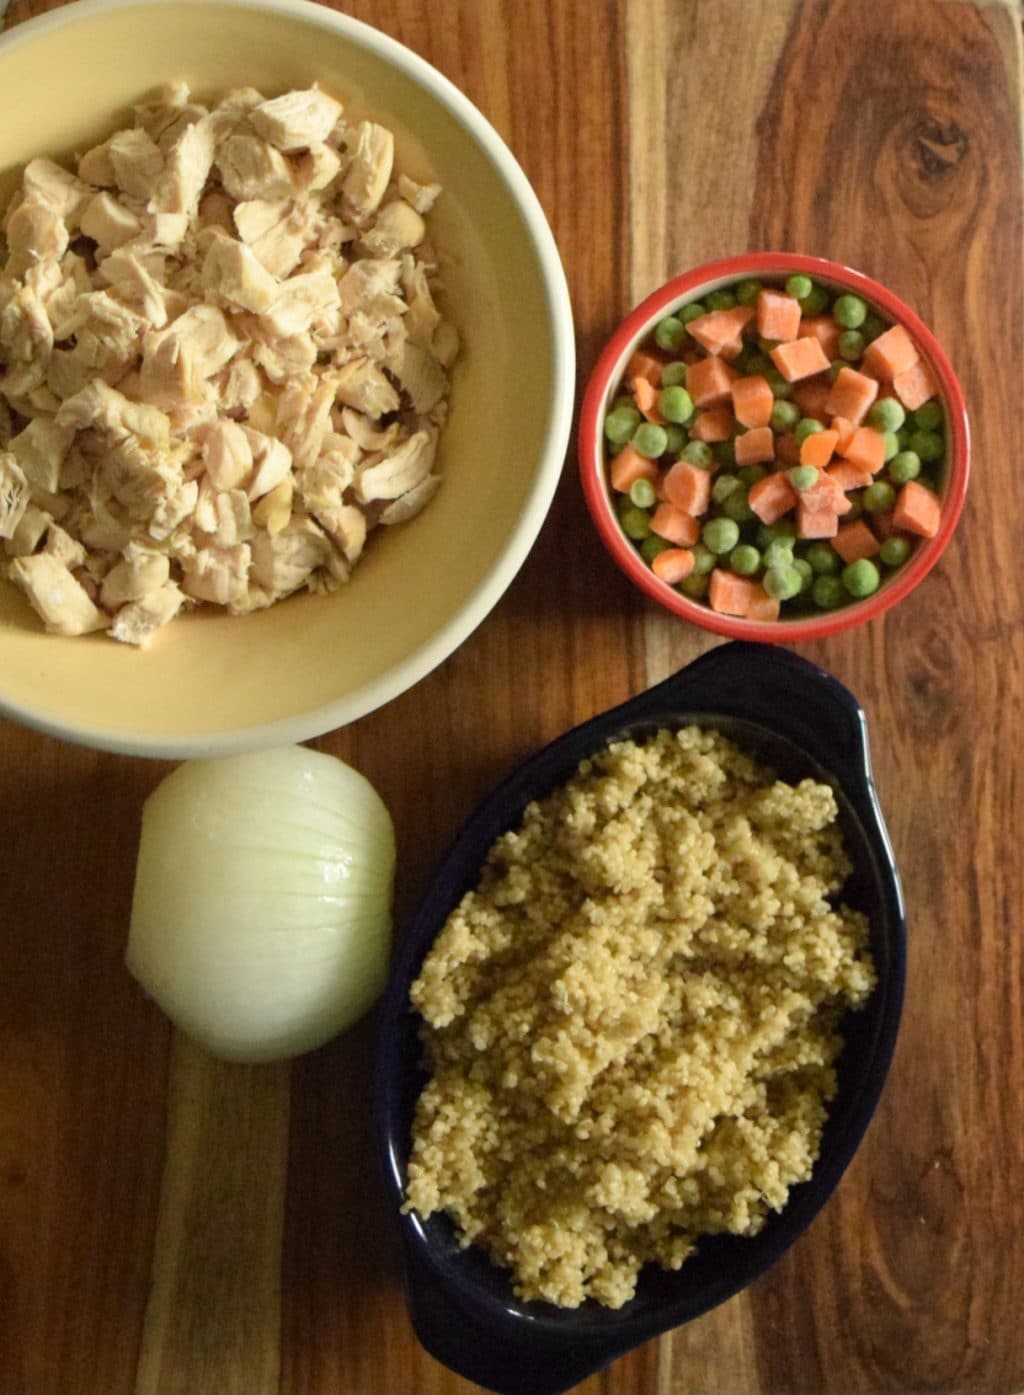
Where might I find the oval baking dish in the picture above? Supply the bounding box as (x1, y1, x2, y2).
(376, 642, 906, 1394)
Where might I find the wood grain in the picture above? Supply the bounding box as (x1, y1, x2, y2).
(0, 1, 1021, 1394)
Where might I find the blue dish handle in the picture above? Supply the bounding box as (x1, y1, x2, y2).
(404, 1244, 618, 1395)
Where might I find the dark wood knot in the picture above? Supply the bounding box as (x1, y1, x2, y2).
(913, 118, 969, 178)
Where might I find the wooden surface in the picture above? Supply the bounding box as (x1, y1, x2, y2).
(1, 1, 1022, 1392)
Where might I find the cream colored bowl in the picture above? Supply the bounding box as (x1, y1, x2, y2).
(0, 0, 574, 756)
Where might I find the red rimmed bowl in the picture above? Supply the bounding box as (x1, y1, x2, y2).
(579, 253, 970, 642)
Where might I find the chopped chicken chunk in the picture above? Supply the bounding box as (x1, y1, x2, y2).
(8, 552, 108, 634)
(0, 82, 456, 644)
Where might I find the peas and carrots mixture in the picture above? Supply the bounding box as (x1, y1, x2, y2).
(605, 275, 946, 620)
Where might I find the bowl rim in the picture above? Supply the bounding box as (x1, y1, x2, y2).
(0, 0, 576, 759)
(578, 251, 970, 641)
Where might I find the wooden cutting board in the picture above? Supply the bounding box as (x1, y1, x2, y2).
(1, 1, 1022, 1393)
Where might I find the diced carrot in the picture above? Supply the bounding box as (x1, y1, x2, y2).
(749, 471, 797, 524)
(824, 366, 878, 425)
(689, 406, 735, 442)
(633, 377, 664, 423)
(746, 584, 781, 622)
(799, 315, 842, 358)
(664, 461, 712, 517)
(650, 503, 699, 547)
(893, 480, 942, 538)
(610, 445, 658, 493)
(796, 504, 838, 539)
(872, 510, 903, 541)
(756, 289, 802, 343)
(841, 425, 887, 474)
(686, 306, 756, 358)
(627, 349, 664, 389)
(708, 569, 754, 617)
(827, 460, 874, 493)
(830, 415, 857, 454)
(651, 547, 695, 585)
(799, 471, 851, 516)
(863, 323, 919, 380)
(775, 431, 801, 466)
(686, 355, 738, 407)
(734, 426, 775, 465)
(800, 428, 839, 469)
(832, 519, 881, 564)
(792, 379, 832, 420)
(893, 358, 939, 412)
(731, 375, 774, 429)
(769, 336, 831, 383)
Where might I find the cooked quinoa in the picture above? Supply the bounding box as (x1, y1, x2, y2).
(404, 725, 876, 1310)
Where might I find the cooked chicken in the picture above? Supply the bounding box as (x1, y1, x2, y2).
(8, 552, 108, 635)
(250, 87, 343, 152)
(342, 121, 394, 218)
(0, 82, 455, 643)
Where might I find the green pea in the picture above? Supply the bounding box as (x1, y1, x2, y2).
(633, 422, 668, 458)
(799, 286, 829, 316)
(766, 370, 794, 400)
(679, 573, 709, 600)
(620, 505, 651, 540)
(691, 543, 717, 575)
(735, 278, 763, 307)
(722, 489, 755, 523)
(764, 563, 803, 601)
(702, 517, 741, 554)
(661, 361, 689, 387)
(658, 385, 695, 423)
(641, 534, 671, 563)
(834, 294, 868, 329)
(763, 536, 796, 569)
(712, 474, 742, 504)
(616, 492, 635, 518)
(629, 477, 657, 509)
(907, 429, 943, 462)
(812, 575, 846, 609)
(838, 330, 865, 362)
(842, 558, 880, 598)
(880, 536, 912, 568)
(757, 520, 796, 548)
(679, 302, 706, 326)
(785, 273, 814, 301)
(604, 404, 642, 445)
(730, 543, 761, 576)
(861, 312, 886, 343)
(706, 289, 737, 311)
(867, 398, 906, 433)
(654, 316, 686, 351)
(770, 399, 800, 431)
(794, 417, 825, 444)
(828, 360, 847, 382)
(663, 424, 687, 454)
(612, 393, 636, 411)
(913, 401, 944, 431)
(806, 541, 840, 575)
(793, 557, 814, 592)
(889, 450, 921, 485)
(744, 352, 773, 376)
(845, 496, 864, 520)
(712, 439, 737, 468)
(680, 440, 713, 468)
(738, 464, 768, 488)
(863, 481, 895, 513)
(788, 465, 819, 491)
(883, 431, 900, 462)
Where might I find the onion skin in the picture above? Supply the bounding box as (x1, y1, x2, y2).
(127, 746, 396, 1063)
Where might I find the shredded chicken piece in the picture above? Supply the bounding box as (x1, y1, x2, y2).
(0, 82, 456, 644)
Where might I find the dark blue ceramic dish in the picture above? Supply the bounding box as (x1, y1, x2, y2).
(375, 642, 906, 1395)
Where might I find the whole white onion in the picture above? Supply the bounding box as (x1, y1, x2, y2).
(127, 745, 396, 1063)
